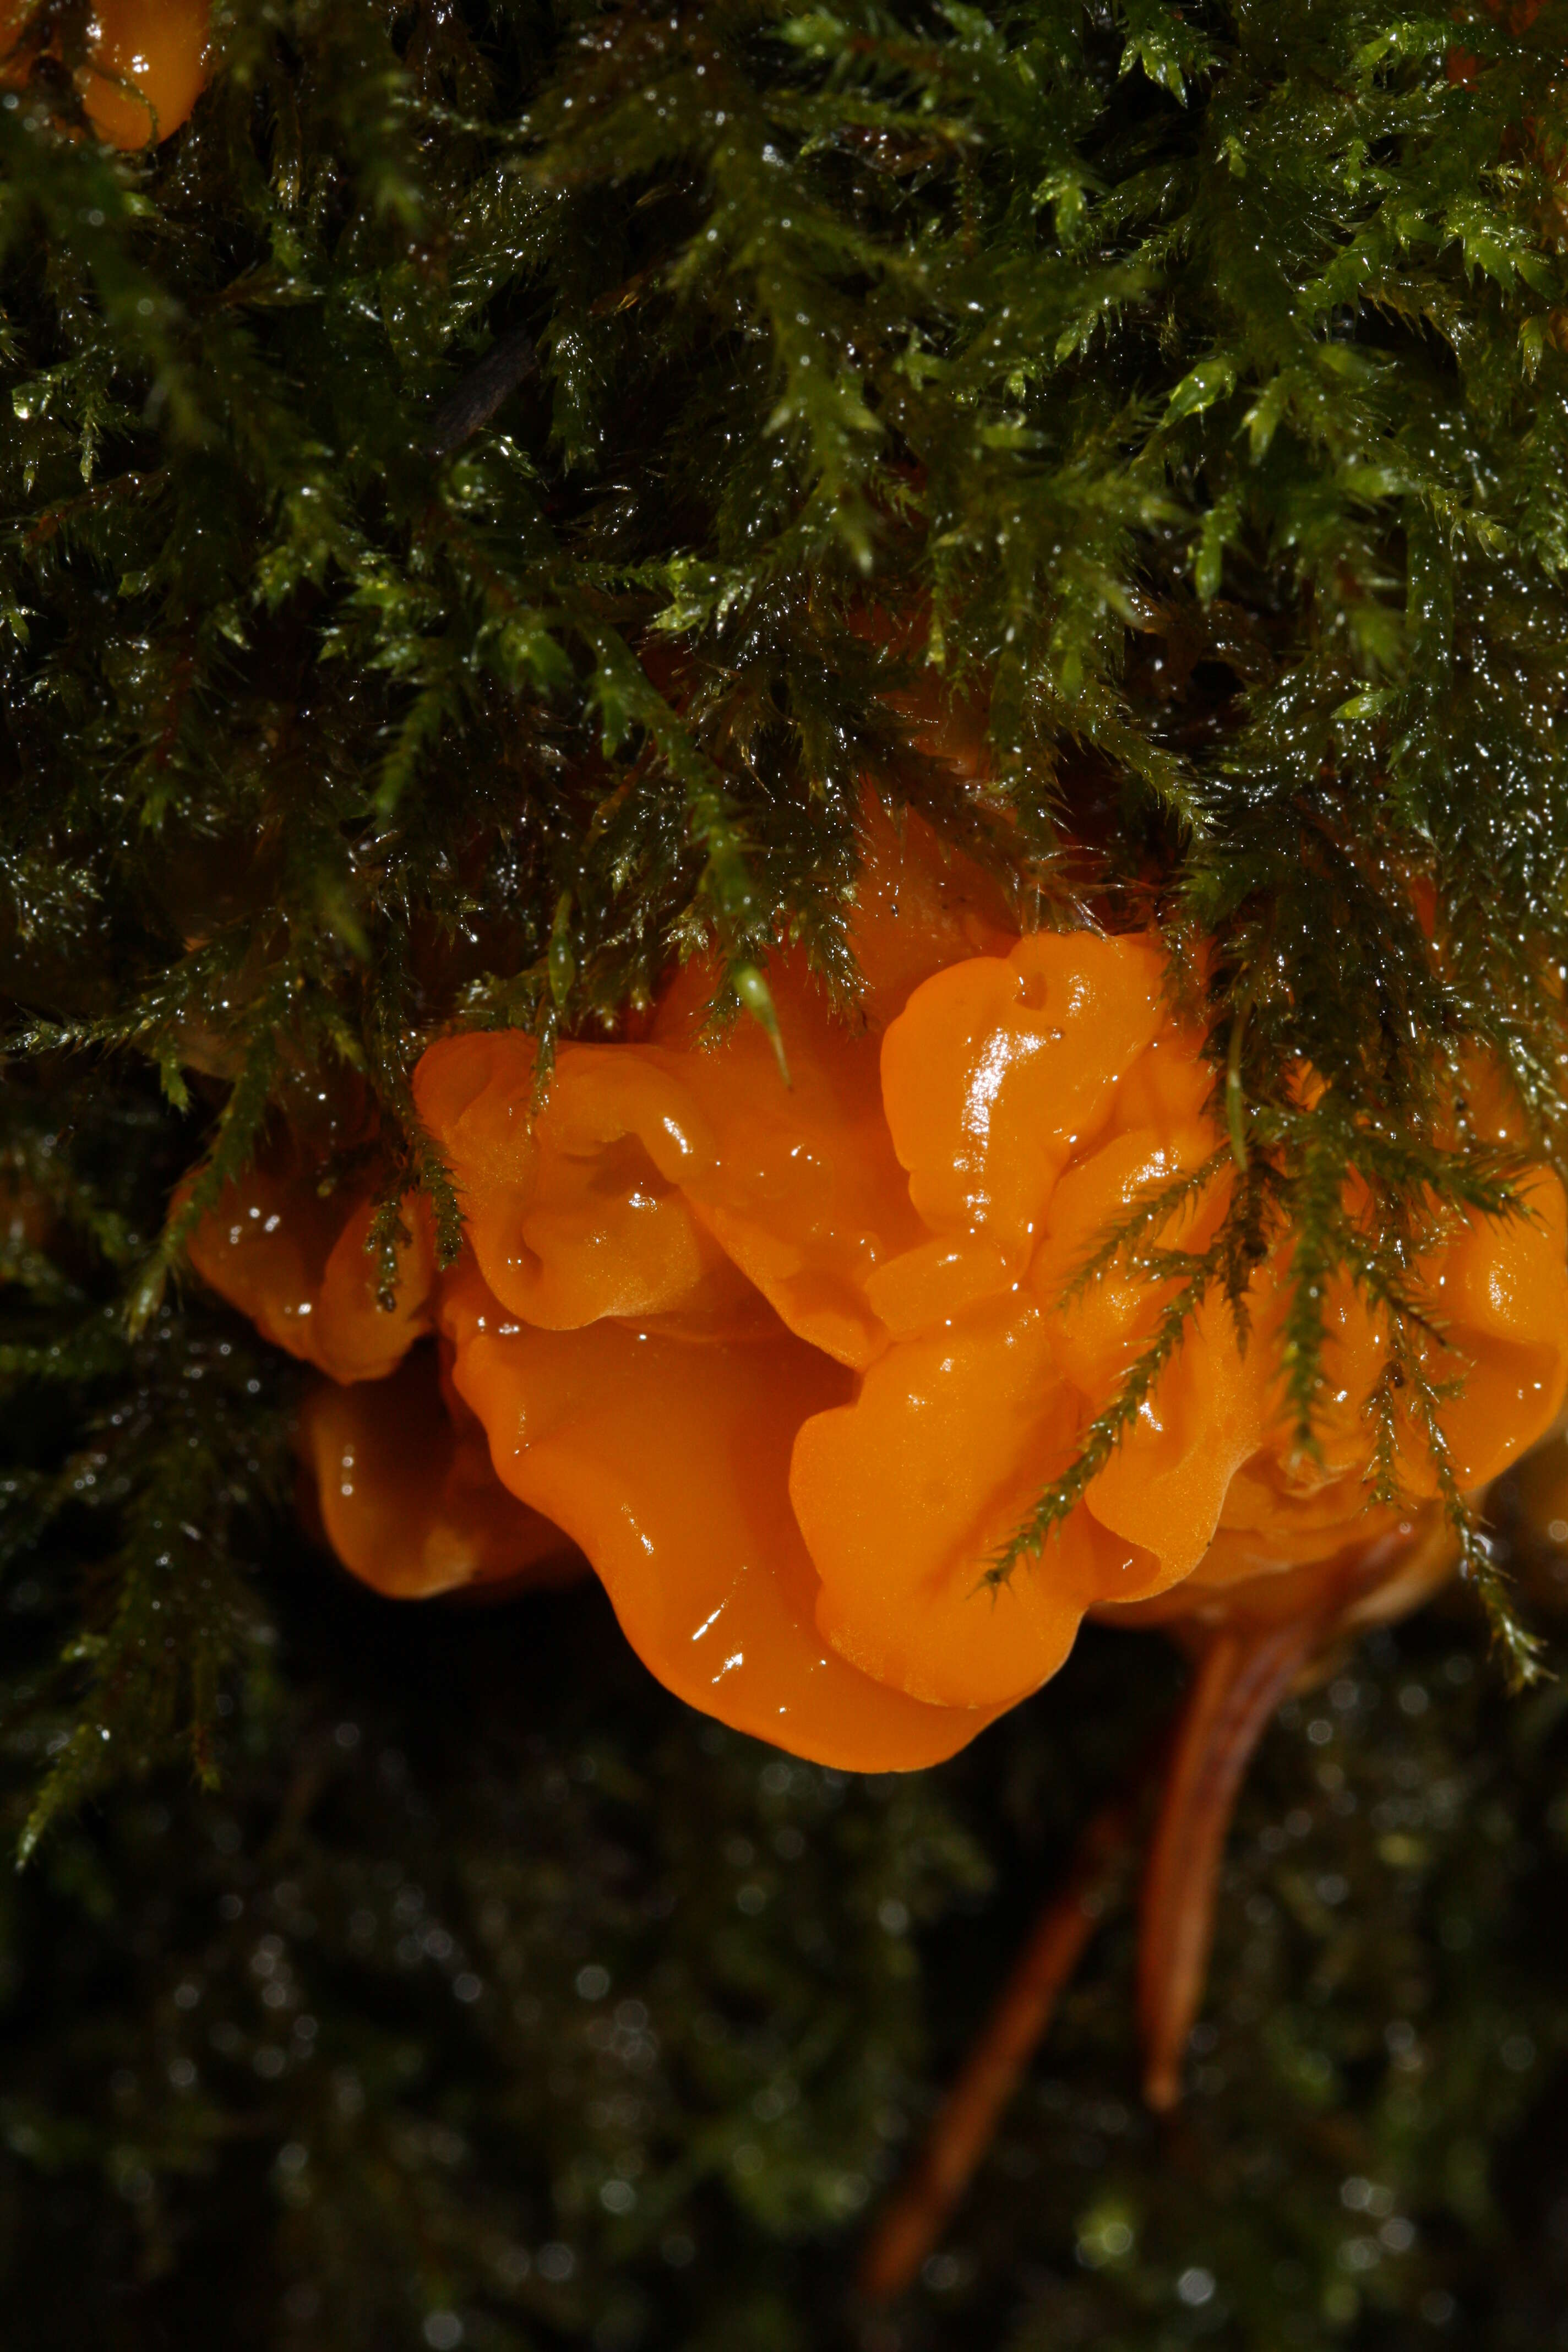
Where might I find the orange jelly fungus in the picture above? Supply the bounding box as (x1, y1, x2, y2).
(298, 1348, 579, 1604)
(0, 0, 209, 148)
(187, 807, 1568, 1771)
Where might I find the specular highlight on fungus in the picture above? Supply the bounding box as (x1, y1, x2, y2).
(0, 0, 208, 147)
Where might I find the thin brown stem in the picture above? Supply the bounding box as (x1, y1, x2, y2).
(1136, 1618, 1322, 2112)
(859, 1767, 1148, 2304)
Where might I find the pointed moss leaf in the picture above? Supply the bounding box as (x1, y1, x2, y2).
(1334, 688, 1393, 730)
(548, 890, 576, 1013)
(1035, 167, 1092, 244)
(1163, 356, 1237, 429)
(1194, 491, 1240, 605)
(732, 964, 791, 1090)
(1352, 21, 1451, 77)
(1118, 0, 1216, 102)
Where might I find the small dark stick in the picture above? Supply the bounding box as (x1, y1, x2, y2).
(424, 325, 539, 460)
(859, 1761, 1152, 2305)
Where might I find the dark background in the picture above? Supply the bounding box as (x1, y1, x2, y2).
(5, 1498, 1568, 2351)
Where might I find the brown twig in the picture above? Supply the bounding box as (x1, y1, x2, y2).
(859, 1760, 1152, 2304)
(861, 1530, 1439, 2301)
(1136, 1616, 1323, 2112)
(425, 326, 538, 460)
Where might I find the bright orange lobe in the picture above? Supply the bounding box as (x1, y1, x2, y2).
(83, 0, 208, 146)
(301, 1347, 581, 1602)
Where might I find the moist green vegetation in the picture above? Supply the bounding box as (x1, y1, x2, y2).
(4, 0, 1568, 2339)
(6, 1544, 1568, 2349)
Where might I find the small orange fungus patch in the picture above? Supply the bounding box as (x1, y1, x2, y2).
(186, 807, 1568, 1769)
(1, 0, 209, 148)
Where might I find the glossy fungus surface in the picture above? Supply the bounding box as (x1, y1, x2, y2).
(299, 1346, 581, 1603)
(187, 805, 1568, 1768)
(1, 0, 208, 146)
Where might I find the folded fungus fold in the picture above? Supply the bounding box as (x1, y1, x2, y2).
(188, 810, 1568, 1770)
